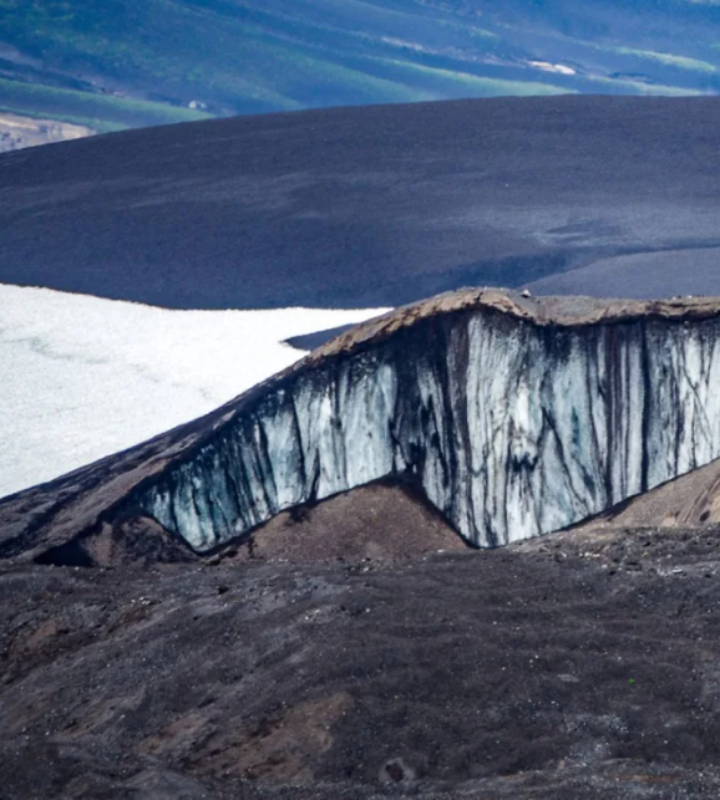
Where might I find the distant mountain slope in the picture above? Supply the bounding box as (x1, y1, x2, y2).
(2, 95, 720, 308)
(2, 0, 720, 144)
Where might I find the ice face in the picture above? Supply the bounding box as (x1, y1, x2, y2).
(137, 309, 720, 552)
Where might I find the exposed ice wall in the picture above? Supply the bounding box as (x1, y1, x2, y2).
(136, 309, 720, 551)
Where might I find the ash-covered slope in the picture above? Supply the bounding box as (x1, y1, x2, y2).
(3, 96, 720, 308)
(3, 289, 720, 563)
(568, 452, 720, 533)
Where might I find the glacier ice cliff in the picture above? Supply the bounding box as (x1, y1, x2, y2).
(122, 290, 720, 552)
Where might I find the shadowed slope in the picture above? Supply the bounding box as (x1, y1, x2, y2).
(527, 248, 720, 299)
(2, 96, 720, 308)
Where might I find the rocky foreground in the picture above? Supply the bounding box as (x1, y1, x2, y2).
(3, 497, 720, 799)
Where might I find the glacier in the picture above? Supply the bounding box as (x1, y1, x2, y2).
(130, 291, 720, 551)
(0, 282, 388, 499)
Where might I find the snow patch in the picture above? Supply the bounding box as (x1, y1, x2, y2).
(0, 283, 388, 498)
(529, 61, 577, 76)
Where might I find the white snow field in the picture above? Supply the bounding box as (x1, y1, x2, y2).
(0, 283, 389, 499)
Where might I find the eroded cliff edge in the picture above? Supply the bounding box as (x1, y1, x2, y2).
(3, 288, 720, 560)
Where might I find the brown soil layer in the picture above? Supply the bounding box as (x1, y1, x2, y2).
(221, 483, 467, 567)
(305, 287, 720, 367)
(571, 456, 720, 532)
(3, 529, 720, 798)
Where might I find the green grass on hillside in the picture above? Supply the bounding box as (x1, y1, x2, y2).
(374, 59, 574, 97)
(0, 77, 212, 132)
(610, 46, 717, 73)
(1, 0, 719, 134)
(590, 75, 707, 95)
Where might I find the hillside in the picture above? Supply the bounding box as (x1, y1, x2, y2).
(3, 93, 720, 503)
(3, 0, 720, 146)
(2, 95, 720, 309)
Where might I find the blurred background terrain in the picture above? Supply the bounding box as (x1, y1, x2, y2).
(3, 0, 720, 150)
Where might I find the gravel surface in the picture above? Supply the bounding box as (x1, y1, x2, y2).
(3, 522, 720, 798)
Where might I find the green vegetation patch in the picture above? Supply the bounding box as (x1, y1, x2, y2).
(610, 46, 718, 74)
(377, 59, 575, 98)
(0, 77, 212, 129)
(590, 75, 708, 96)
(2, 0, 720, 132)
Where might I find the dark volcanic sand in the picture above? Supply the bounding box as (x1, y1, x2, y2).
(2, 96, 720, 309)
(4, 523, 720, 798)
